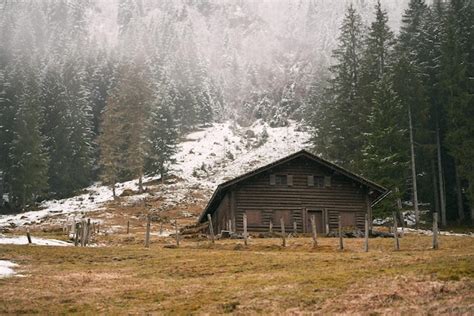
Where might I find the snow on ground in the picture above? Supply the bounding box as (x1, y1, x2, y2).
(398, 227, 474, 238)
(0, 120, 309, 229)
(172, 120, 310, 189)
(0, 234, 72, 246)
(0, 177, 156, 229)
(0, 260, 18, 278)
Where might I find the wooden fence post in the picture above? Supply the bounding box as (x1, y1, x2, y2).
(338, 215, 344, 250)
(96, 223, 100, 234)
(175, 219, 180, 247)
(85, 218, 91, 246)
(293, 221, 297, 235)
(145, 214, 151, 248)
(269, 221, 273, 233)
(280, 217, 286, 247)
(74, 223, 80, 246)
(81, 219, 86, 247)
(243, 214, 248, 246)
(207, 214, 215, 244)
(433, 212, 439, 249)
(26, 229, 32, 244)
(228, 219, 232, 232)
(311, 215, 317, 248)
(127, 220, 130, 234)
(393, 211, 400, 251)
(71, 219, 76, 236)
(364, 213, 369, 252)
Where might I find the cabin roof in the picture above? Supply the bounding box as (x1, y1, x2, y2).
(198, 149, 389, 223)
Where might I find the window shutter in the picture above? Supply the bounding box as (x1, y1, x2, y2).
(270, 174, 276, 185)
(324, 176, 331, 187)
(287, 175, 293, 186)
(307, 175, 314, 186)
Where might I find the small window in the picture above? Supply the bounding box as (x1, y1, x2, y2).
(308, 175, 314, 186)
(275, 175, 287, 185)
(315, 176, 324, 188)
(246, 210, 262, 225)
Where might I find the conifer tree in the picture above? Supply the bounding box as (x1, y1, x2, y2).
(441, 0, 474, 223)
(146, 80, 178, 183)
(9, 70, 49, 208)
(361, 75, 408, 213)
(311, 5, 365, 168)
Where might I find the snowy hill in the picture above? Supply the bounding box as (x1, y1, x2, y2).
(0, 120, 310, 229)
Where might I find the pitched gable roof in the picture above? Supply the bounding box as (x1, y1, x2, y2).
(198, 149, 389, 223)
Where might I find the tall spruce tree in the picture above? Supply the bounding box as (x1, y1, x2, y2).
(311, 5, 365, 169)
(394, 0, 430, 225)
(9, 68, 49, 208)
(441, 0, 474, 223)
(145, 77, 178, 183)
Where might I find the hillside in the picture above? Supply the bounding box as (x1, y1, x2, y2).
(0, 120, 310, 232)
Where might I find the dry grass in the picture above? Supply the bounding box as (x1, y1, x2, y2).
(0, 234, 473, 314)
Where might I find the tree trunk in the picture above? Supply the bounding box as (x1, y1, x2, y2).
(455, 163, 464, 223)
(408, 105, 420, 225)
(436, 119, 446, 226)
(431, 159, 440, 217)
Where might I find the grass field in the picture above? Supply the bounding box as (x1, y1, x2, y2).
(1, 234, 473, 314)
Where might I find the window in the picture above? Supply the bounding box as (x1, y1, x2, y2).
(246, 210, 262, 225)
(308, 175, 329, 188)
(273, 210, 292, 226)
(315, 176, 324, 188)
(276, 175, 287, 185)
(270, 174, 293, 186)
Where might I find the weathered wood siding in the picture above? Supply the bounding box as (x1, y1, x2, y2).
(225, 156, 369, 233)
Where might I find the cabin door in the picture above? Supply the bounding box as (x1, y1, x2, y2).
(306, 210, 324, 234)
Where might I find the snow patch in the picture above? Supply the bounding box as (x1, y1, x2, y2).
(399, 228, 474, 238)
(0, 260, 18, 278)
(0, 234, 72, 246)
(0, 120, 310, 229)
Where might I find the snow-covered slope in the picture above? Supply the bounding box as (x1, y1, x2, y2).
(0, 120, 310, 229)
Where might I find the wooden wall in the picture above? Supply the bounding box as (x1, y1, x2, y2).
(215, 156, 370, 233)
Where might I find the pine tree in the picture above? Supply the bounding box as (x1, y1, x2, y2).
(40, 66, 75, 197)
(394, 0, 430, 225)
(360, 0, 395, 103)
(146, 83, 178, 182)
(441, 0, 474, 223)
(9, 70, 49, 208)
(310, 5, 365, 168)
(361, 75, 408, 215)
(99, 61, 152, 193)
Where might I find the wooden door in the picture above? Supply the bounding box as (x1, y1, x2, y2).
(306, 210, 324, 234)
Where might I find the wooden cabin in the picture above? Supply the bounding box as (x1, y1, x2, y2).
(198, 150, 389, 234)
